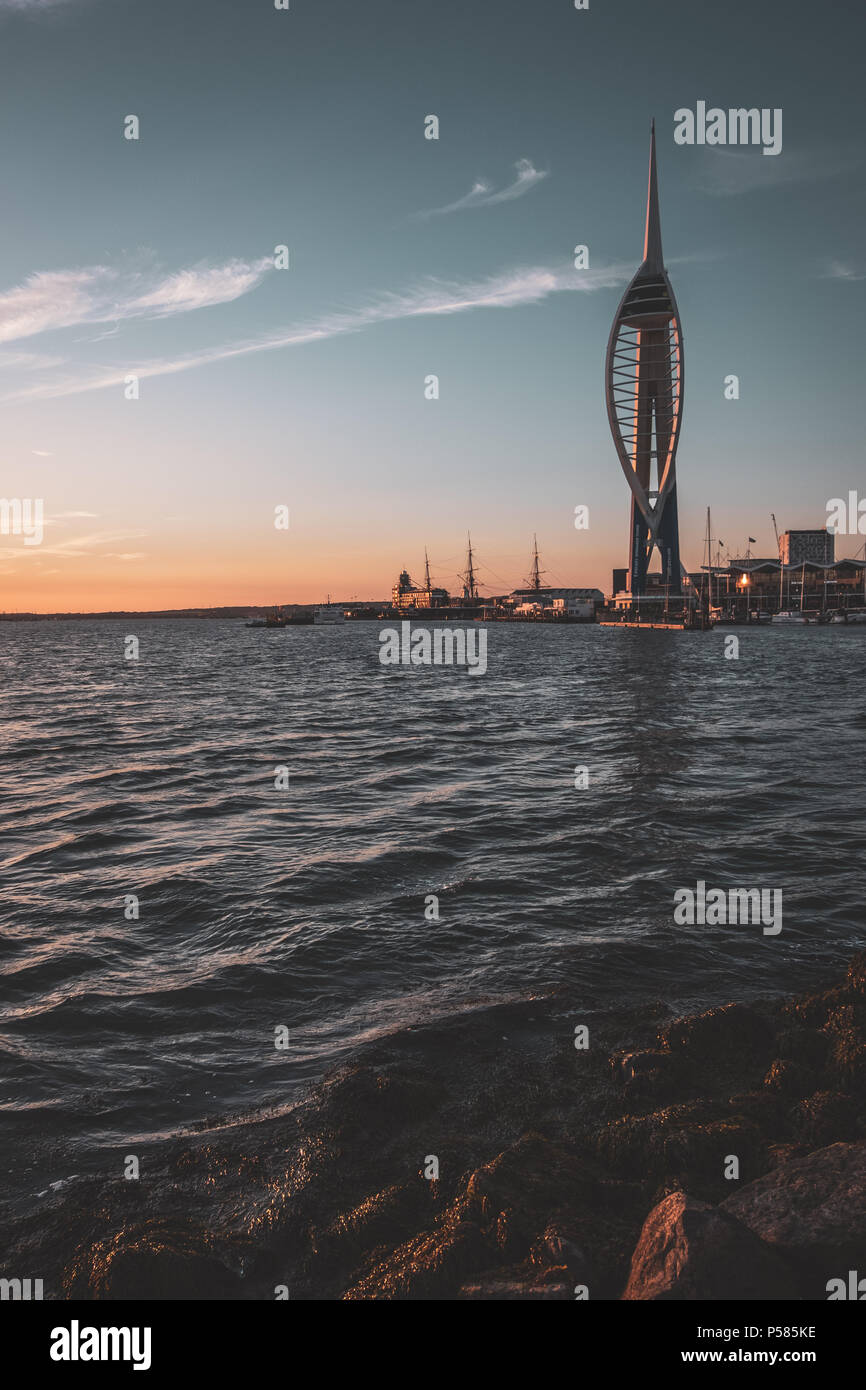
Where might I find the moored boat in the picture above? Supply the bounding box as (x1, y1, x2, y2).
(246, 607, 288, 629)
(314, 595, 345, 624)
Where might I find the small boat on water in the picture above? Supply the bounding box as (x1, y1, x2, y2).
(246, 607, 287, 629)
(246, 606, 313, 628)
(771, 610, 807, 624)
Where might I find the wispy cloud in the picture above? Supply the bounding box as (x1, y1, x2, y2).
(0, 257, 272, 346)
(414, 159, 548, 218)
(126, 261, 272, 317)
(76, 321, 120, 344)
(3, 260, 632, 403)
(0, 0, 85, 10)
(821, 259, 866, 282)
(698, 146, 861, 197)
(0, 349, 65, 369)
(0, 526, 148, 562)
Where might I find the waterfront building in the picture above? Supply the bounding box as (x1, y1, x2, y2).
(691, 556, 866, 615)
(780, 529, 835, 566)
(611, 568, 628, 597)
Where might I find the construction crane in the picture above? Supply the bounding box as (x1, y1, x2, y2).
(771, 513, 781, 559)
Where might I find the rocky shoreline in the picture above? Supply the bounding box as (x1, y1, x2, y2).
(4, 954, 866, 1300)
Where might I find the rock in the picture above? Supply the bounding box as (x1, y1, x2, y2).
(599, 1102, 765, 1187)
(460, 1275, 572, 1300)
(530, 1221, 590, 1278)
(465, 1133, 592, 1258)
(609, 1048, 684, 1098)
(658, 1004, 774, 1062)
(784, 985, 850, 1030)
(763, 1058, 816, 1099)
(721, 1140, 866, 1273)
(343, 1218, 489, 1300)
(621, 1191, 799, 1300)
(599, 1101, 723, 1177)
(776, 1027, 829, 1070)
(822, 1007, 866, 1090)
(661, 1117, 764, 1180)
(846, 953, 866, 996)
(66, 1223, 243, 1300)
(726, 1089, 789, 1135)
(793, 1091, 859, 1148)
(315, 1179, 432, 1259)
(824, 1003, 861, 1039)
(319, 1065, 444, 1132)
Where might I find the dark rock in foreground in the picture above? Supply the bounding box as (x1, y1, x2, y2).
(2, 954, 866, 1300)
(621, 1191, 800, 1300)
(721, 1140, 866, 1295)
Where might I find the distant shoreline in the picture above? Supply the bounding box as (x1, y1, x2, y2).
(0, 605, 383, 622)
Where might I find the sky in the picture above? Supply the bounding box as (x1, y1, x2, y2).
(0, 0, 864, 611)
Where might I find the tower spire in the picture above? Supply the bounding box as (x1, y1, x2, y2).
(642, 119, 664, 271)
(605, 124, 684, 600)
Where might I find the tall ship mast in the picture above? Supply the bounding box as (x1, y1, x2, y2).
(527, 534, 545, 593)
(460, 533, 479, 601)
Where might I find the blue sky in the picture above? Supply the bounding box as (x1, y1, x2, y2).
(0, 0, 864, 608)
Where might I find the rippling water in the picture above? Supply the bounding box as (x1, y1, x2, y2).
(1, 619, 864, 1197)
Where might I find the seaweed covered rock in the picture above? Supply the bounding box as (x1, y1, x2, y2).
(763, 1058, 816, 1099)
(609, 1048, 685, 1100)
(343, 1213, 489, 1300)
(598, 1100, 767, 1191)
(464, 1132, 593, 1257)
(313, 1178, 435, 1262)
(846, 952, 866, 997)
(793, 1091, 860, 1149)
(658, 1003, 774, 1063)
(775, 1027, 829, 1070)
(822, 1006, 866, 1091)
(64, 1220, 243, 1300)
(459, 1271, 572, 1300)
